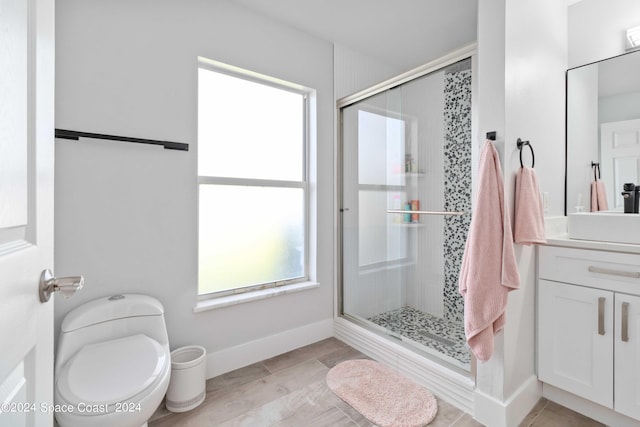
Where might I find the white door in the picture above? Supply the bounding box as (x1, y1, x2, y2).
(0, 0, 55, 425)
(600, 119, 640, 209)
(615, 293, 640, 420)
(538, 280, 614, 408)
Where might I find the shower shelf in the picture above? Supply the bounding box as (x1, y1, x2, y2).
(393, 172, 425, 178)
(387, 210, 468, 216)
(391, 222, 424, 228)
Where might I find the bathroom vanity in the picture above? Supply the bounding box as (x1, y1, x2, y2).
(549, 35, 640, 426)
(537, 238, 640, 426)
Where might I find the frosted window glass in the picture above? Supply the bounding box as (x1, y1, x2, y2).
(358, 190, 406, 266)
(198, 68, 303, 181)
(199, 185, 304, 294)
(358, 111, 405, 186)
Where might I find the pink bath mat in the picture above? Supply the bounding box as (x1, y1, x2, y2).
(326, 359, 438, 426)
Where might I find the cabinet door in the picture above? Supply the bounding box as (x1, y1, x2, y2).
(538, 280, 613, 407)
(615, 293, 640, 420)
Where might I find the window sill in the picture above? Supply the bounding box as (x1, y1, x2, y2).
(193, 281, 320, 313)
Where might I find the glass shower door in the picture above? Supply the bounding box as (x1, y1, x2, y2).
(339, 59, 472, 370)
(341, 87, 408, 329)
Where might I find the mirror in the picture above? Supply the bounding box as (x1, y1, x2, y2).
(565, 49, 640, 215)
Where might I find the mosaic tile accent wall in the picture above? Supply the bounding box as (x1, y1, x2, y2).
(442, 61, 472, 323)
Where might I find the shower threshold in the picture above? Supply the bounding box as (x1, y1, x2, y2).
(368, 306, 470, 369)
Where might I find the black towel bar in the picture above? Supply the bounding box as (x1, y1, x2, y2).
(55, 129, 189, 151)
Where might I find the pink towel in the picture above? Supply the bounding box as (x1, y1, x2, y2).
(590, 180, 609, 212)
(514, 167, 546, 245)
(459, 141, 520, 363)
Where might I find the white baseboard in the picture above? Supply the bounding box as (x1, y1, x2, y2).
(474, 375, 541, 427)
(333, 317, 475, 414)
(205, 318, 334, 378)
(543, 383, 640, 427)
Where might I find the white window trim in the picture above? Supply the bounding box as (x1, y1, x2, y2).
(194, 280, 320, 312)
(196, 57, 317, 305)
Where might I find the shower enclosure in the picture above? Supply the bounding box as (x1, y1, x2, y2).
(338, 55, 474, 373)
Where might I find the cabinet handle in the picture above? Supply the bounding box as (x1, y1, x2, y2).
(598, 297, 606, 335)
(588, 266, 640, 279)
(622, 302, 630, 343)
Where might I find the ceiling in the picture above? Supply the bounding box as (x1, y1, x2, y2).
(231, 0, 478, 70)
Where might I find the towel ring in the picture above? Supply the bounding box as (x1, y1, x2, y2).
(516, 138, 535, 168)
(591, 161, 601, 180)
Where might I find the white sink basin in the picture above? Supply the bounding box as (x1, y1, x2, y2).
(568, 211, 640, 245)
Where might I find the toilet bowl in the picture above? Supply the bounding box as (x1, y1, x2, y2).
(54, 294, 171, 427)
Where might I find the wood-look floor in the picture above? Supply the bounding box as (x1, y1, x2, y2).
(148, 338, 604, 427)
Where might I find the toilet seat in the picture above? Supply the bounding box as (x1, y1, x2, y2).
(57, 334, 168, 409)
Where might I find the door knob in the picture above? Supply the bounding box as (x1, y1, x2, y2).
(39, 269, 84, 303)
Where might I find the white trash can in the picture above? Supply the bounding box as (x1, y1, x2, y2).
(165, 345, 207, 413)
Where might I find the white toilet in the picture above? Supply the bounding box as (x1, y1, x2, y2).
(54, 294, 171, 427)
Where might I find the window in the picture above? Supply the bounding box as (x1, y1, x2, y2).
(197, 59, 310, 298)
(356, 110, 408, 266)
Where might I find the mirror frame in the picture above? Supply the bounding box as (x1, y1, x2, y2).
(564, 49, 640, 215)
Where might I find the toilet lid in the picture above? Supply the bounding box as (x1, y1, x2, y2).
(57, 334, 167, 406)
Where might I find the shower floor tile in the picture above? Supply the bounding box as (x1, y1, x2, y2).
(368, 306, 470, 367)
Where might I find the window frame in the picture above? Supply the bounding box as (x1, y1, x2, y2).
(196, 57, 312, 300)
(354, 108, 411, 268)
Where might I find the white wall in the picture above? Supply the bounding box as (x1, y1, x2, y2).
(334, 44, 401, 100)
(475, 0, 507, 404)
(569, 0, 640, 67)
(504, 0, 567, 396)
(54, 0, 335, 376)
(475, 0, 567, 425)
(600, 91, 640, 123)
(566, 66, 599, 211)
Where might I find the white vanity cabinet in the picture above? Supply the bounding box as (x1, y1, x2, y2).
(537, 245, 640, 422)
(615, 292, 640, 420)
(538, 280, 613, 407)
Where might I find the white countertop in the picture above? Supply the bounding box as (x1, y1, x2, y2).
(541, 215, 640, 254)
(544, 234, 640, 255)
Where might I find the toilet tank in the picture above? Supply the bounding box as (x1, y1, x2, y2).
(55, 294, 169, 374)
